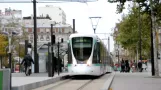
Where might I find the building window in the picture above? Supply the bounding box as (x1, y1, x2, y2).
(30, 35, 33, 40)
(28, 28, 32, 32)
(46, 28, 50, 33)
(37, 28, 40, 32)
(37, 28, 40, 33)
(56, 28, 58, 33)
(62, 28, 64, 33)
(40, 35, 44, 41)
(46, 35, 50, 41)
(40, 28, 44, 33)
(59, 28, 61, 33)
(37, 35, 39, 41)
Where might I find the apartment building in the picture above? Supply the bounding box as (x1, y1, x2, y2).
(23, 16, 72, 46)
(39, 5, 66, 25)
(0, 7, 22, 34)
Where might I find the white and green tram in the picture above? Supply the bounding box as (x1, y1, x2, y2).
(67, 33, 113, 76)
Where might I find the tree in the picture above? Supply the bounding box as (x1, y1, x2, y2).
(108, 0, 161, 15)
(114, 5, 151, 60)
(110, 0, 160, 76)
(0, 34, 8, 67)
(0, 34, 8, 56)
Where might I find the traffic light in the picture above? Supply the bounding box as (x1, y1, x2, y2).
(28, 43, 32, 48)
(52, 35, 55, 44)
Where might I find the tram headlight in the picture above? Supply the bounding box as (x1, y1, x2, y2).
(87, 60, 91, 66)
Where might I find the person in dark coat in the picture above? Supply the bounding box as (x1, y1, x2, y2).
(125, 60, 130, 72)
(138, 60, 142, 72)
(121, 60, 125, 72)
(21, 53, 34, 76)
(53, 56, 57, 72)
(57, 56, 63, 73)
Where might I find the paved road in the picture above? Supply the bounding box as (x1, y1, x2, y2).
(110, 72, 161, 90)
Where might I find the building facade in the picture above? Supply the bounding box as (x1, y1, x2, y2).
(23, 16, 73, 72)
(25, 25, 73, 45)
(0, 7, 22, 34)
(39, 5, 66, 25)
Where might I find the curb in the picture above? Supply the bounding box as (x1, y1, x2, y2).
(12, 75, 69, 90)
(101, 72, 115, 90)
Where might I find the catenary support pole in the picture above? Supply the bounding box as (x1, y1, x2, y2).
(73, 19, 75, 33)
(150, 0, 159, 77)
(33, 0, 39, 73)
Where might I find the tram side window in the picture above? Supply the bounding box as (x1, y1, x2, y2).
(93, 43, 98, 63)
(97, 42, 100, 63)
(68, 43, 72, 64)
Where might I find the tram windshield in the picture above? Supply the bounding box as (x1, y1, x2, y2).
(72, 37, 93, 61)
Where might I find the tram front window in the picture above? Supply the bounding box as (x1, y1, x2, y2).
(72, 37, 93, 61)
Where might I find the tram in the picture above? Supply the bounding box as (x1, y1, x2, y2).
(67, 33, 113, 76)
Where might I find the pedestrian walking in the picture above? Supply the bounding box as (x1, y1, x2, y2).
(125, 60, 130, 73)
(21, 53, 34, 76)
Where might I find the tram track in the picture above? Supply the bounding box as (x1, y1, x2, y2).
(45, 79, 73, 90)
(33, 73, 112, 90)
(76, 79, 93, 90)
(45, 78, 94, 90)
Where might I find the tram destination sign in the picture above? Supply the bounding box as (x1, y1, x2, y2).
(0, 0, 98, 3)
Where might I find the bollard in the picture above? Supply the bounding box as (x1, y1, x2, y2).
(0, 69, 11, 90)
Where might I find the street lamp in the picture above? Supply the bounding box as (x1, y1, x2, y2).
(49, 20, 56, 77)
(32, 0, 39, 73)
(89, 17, 101, 33)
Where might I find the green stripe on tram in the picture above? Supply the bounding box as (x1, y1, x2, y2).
(0, 71, 3, 90)
(94, 64, 101, 66)
(68, 64, 72, 67)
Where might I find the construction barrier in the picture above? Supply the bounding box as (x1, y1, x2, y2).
(0, 69, 11, 90)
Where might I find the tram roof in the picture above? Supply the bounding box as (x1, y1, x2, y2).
(69, 33, 100, 40)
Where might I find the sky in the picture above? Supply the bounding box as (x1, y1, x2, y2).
(0, 0, 129, 52)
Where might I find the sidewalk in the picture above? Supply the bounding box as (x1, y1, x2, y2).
(12, 72, 69, 90)
(110, 72, 161, 90)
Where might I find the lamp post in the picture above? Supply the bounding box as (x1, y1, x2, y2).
(18, 37, 21, 73)
(32, 0, 39, 73)
(89, 17, 101, 34)
(50, 20, 56, 77)
(58, 39, 60, 75)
